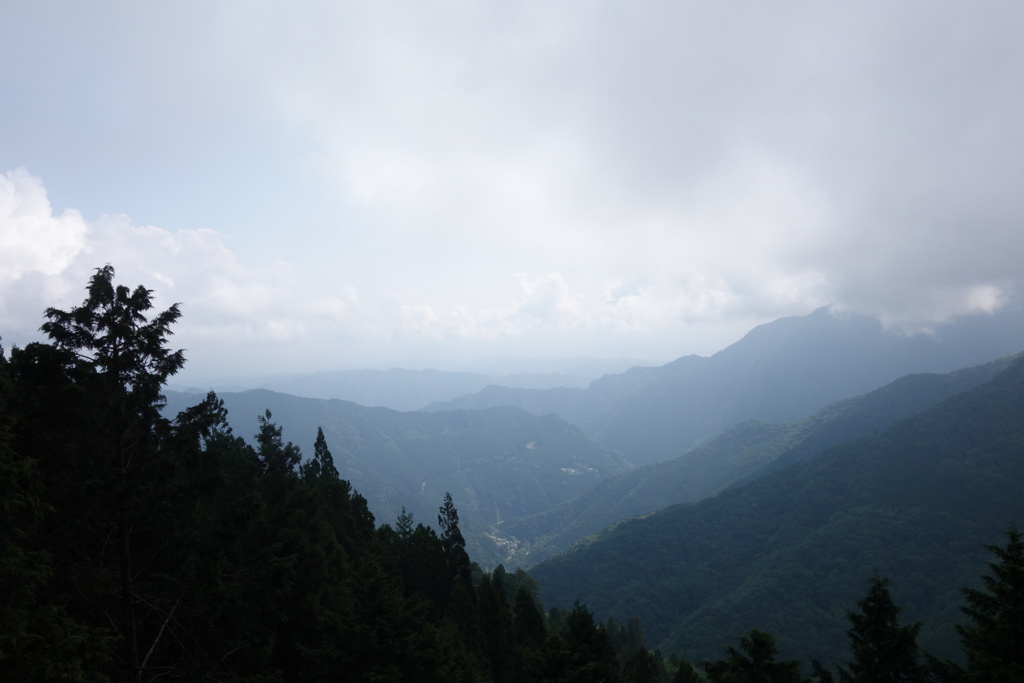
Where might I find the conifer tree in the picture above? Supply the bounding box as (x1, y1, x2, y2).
(255, 409, 301, 478)
(513, 584, 547, 650)
(313, 425, 339, 478)
(559, 601, 620, 682)
(438, 491, 471, 585)
(958, 525, 1024, 681)
(0, 345, 113, 680)
(839, 575, 923, 683)
(35, 265, 185, 683)
(673, 659, 700, 683)
(621, 646, 661, 683)
(703, 629, 802, 683)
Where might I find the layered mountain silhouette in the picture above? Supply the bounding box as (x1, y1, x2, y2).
(172, 357, 650, 411)
(503, 353, 1016, 565)
(528, 352, 1024, 665)
(166, 304, 1024, 572)
(425, 305, 1024, 465)
(163, 389, 629, 567)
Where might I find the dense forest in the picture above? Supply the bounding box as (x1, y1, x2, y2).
(532, 350, 1024, 667)
(159, 387, 631, 569)
(504, 355, 1013, 565)
(2, 266, 1022, 682)
(424, 304, 1024, 466)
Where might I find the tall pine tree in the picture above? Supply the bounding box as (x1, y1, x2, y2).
(838, 575, 923, 683)
(33, 265, 185, 683)
(958, 525, 1024, 681)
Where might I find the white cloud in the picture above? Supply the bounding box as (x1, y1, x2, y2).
(0, 170, 358, 363)
(0, 168, 87, 286)
(5, 3, 1024, 376)
(215, 2, 1023, 331)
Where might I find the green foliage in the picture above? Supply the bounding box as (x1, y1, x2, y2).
(838, 576, 924, 682)
(431, 306, 1024, 469)
(957, 525, 1024, 681)
(702, 629, 803, 683)
(673, 659, 700, 683)
(621, 647, 662, 683)
(0, 344, 115, 681)
(41, 264, 186, 400)
(509, 355, 1010, 566)
(6, 266, 1024, 681)
(19, 265, 192, 682)
(2, 267, 583, 681)
(255, 409, 301, 477)
(532, 353, 1024, 663)
(546, 602, 622, 682)
(162, 387, 632, 568)
(439, 491, 473, 585)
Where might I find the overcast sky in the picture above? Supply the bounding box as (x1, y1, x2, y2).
(2, 2, 1023, 384)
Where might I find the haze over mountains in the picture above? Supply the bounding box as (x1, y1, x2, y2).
(169, 357, 654, 412)
(162, 390, 631, 567)
(167, 304, 1024, 575)
(425, 305, 1024, 465)
(9, 3, 1024, 676)
(505, 353, 1017, 565)
(529, 351, 1024, 665)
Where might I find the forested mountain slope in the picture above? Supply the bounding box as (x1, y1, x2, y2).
(163, 389, 629, 567)
(2, 266, 653, 682)
(426, 305, 1024, 465)
(529, 352, 1024, 665)
(507, 354, 1016, 565)
(423, 358, 701, 439)
(185, 364, 640, 412)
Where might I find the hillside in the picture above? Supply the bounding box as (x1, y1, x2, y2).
(163, 389, 630, 567)
(504, 354, 1014, 565)
(175, 360, 649, 411)
(426, 305, 1024, 465)
(528, 353, 1024, 665)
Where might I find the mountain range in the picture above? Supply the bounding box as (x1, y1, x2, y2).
(425, 305, 1024, 465)
(170, 357, 652, 411)
(528, 352, 1024, 665)
(166, 304, 1024, 574)
(504, 353, 1016, 565)
(162, 389, 629, 567)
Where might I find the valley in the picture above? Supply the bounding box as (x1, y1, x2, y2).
(9, 279, 1024, 678)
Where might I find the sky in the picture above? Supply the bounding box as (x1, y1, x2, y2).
(2, 2, 1023, 385)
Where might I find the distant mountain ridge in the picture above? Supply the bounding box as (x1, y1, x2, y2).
(426, 305, 1024, 465)
(528, 352, 1024, 664)
(171, 357, 655, 411)
(505, 353, 1017, 565)
(162, 389, 630, 567)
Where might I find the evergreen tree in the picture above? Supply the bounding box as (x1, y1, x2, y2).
(838, 575, 923, 683)
(0, 345, 113, 680)
(673, 659, 700, 683)
(300, 426, 340, 481)
(6, 266, 851, 681)
(255, 409, 301, 478)
(957, 525, 1024, 681)
(477, 571, 514, 682)
(514, 584, 547, 650)
(30, 265, 185, 683)
(621, 646, 661, 683)
(703, 629, 802, 683)
(559, 601, 621, 682)
(396, 506, 415, 539)
(438, 491, 472, 586)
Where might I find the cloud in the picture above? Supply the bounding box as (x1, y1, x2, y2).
(5, 3, 1024, 375)
(0, 170, 357, 364)
(0, 168, 87, 286)
(211, 1, 1024, 328)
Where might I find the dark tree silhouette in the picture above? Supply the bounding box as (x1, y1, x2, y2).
(958, 525, 1024, 681)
